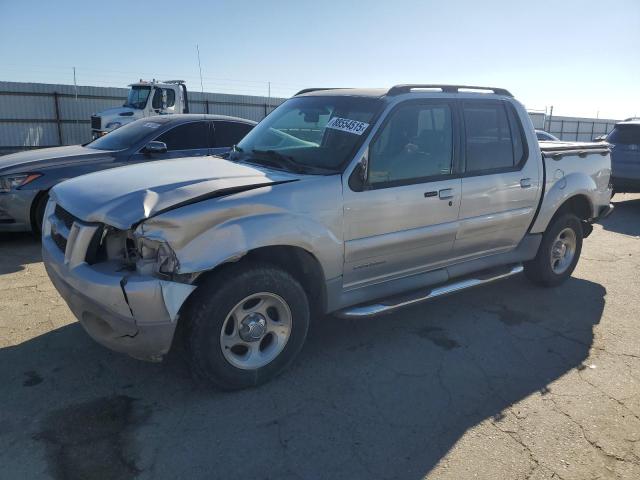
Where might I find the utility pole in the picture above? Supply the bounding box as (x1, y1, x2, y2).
(267, 81, 271, 111)
(73, 67, 78, 101)
(73, 67, 79, 135)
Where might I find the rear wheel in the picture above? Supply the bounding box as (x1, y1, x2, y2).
(524, 213, 583, 287)
(185, 263, 310, 390)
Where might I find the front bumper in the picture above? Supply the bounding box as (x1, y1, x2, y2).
(42, 202, 196, 361)
(0, 190, 38, 232)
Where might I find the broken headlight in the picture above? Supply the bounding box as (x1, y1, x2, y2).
(134, 236, 179, 276)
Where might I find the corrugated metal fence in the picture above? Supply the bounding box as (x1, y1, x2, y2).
(0, 81, 622, 154)
(544, 116, 618, 142)
(0, 81, 286, 154)
(527, 109, 619, 141)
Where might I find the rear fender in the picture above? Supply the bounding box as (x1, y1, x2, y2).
(530, 172, 596, 233)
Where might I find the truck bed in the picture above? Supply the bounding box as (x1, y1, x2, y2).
(538, 140, 610, 157)
(530, 141, 612, 233)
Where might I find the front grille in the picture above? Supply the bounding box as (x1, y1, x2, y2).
(52, 231, 67, 253)
(91, 116, 101, 130)
(54, 205, 78, 230)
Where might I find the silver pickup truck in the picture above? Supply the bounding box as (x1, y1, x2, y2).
(42, 85, 613, 389)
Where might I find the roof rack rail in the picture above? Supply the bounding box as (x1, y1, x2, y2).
(294, 87, 348, 96)
(388, 84, 513, 97)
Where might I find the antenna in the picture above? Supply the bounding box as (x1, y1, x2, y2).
(196, 44, 205, 98)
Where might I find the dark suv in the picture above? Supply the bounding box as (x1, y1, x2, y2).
(0, 114, 255, 233)
(607, 119, 640, 193)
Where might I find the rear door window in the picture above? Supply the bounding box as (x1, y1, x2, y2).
(608, 125, 640, 145)
(463, 101, 517, 173)
(213, 121, 254, 147)
(155, 121, 209, 151)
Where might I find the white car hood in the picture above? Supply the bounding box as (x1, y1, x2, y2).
(51, 156, 300, 229)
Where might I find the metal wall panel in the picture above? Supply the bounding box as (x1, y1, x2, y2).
(0, 81, 285, 150)
(0, 82, 623, 152)
(0, 122, 59, 148)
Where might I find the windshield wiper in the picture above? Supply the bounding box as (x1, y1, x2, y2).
(249, 149, 308, 174)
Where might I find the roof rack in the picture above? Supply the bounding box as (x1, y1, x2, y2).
(162, 80, 186, 84)
(387, 84, 513, 97)
(294, 87, 348, 96)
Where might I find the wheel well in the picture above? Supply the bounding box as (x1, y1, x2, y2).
(29, 189, 50, 232)
(195, 246, 327, 317)
(556, 194, 593, 222)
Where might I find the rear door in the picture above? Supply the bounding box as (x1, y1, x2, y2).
(453, 100, 540, 260)
(342, 100, 462, 290)
(211, 121, 254, 156)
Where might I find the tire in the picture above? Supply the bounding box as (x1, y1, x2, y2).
(524, 213, 583, 287)
(184, 262, 310, 390)
(31, 192, 49, 237)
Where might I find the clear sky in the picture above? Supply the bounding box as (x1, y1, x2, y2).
(1, 0, 638, 119)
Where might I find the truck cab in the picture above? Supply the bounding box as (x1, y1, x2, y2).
(91, 80, 189, 139)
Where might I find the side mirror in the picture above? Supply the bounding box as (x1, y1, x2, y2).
(593, 135, 607, 142)
(143, 141, 167, 154)
(348, 150, 369, 191)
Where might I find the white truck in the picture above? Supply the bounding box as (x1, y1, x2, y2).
(90, 80, 189, 139)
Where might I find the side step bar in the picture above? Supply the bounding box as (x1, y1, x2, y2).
(336, 264, 524, 319)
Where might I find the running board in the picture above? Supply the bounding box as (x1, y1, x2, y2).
(336, 264, 524, 319)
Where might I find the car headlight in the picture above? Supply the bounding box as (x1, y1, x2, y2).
(0, 173, 41, 193)
(134, 236, 179, 275)
(105, 122, 122, 130)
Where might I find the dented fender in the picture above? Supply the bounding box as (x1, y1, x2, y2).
(135, 175, 345, 280)
(530, 171, 597, 233)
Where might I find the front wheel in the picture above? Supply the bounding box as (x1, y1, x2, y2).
(185, 263, 310, 390)
(32, 192, 49, 237)
(524, 213, 583, 287)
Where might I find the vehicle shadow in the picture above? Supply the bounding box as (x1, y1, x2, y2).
(0, 275, 604, 479)
(0, 232, 41, 274)
(601, 195, 640, 237)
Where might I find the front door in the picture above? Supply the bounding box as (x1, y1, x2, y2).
(454, 100, 541, 260)
(342, 100, 461, 291)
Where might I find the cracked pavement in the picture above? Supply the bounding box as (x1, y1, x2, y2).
(0, 194, 639, 480)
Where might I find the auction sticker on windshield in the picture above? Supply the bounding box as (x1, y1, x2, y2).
(325, 117, 370, 135)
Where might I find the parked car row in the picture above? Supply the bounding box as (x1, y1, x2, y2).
(10, 83, 610, 390)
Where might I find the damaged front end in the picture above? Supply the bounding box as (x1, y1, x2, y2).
(42, 201, 196, 361)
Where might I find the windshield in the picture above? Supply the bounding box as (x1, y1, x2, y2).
(230, 96, 383, 173)
(87, 119, 163, 151)
(124, 86, 151, 109)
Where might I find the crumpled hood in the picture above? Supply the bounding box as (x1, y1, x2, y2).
(51, 156, 300, 229)
(0, 145, 109, 173)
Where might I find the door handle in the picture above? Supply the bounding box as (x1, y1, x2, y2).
(438, 188, 454, 200)
(520, 178, 532, 188)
